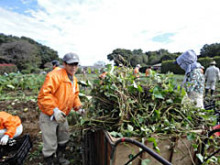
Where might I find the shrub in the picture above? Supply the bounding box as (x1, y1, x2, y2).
(161, 60, 184, 74)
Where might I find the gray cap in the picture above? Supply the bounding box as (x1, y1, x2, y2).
(63, 52, 79, 64)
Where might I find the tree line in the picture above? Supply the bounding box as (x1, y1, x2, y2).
(107, 44, 220, 68)
(0, 33, 219, 73)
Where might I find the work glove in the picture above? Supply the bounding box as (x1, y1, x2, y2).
(52, 108, 66, 123)
(78, 109, 86, 115)
(0, 135, 9, 145)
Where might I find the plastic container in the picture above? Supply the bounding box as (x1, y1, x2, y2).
(0, 134, 32, 165)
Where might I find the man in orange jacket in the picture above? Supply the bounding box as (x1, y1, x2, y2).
(38, 52, 82, 165)
(0, 111, 23, 145)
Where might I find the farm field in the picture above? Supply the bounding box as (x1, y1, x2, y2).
(0, 71, 219, 165)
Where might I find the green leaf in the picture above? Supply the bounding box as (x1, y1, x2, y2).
(110, 131, 123, 138)
(127, 124, 134, 132)
(141, 159, 151, 165)
(196, 153, 204, 162)
(187, 133, 196, 141)
(7, 84, 15, 89)
(166, 99, 173, 104)
(153, 86, 164, 99)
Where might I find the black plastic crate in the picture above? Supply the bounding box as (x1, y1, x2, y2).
(0, 134, 32, 165)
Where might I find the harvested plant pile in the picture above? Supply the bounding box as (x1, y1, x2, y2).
(82, 66, 216, 137)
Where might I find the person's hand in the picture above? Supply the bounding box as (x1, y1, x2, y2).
(74, 105, 83, 111)
(0, 135, 9, 145)
(78, 109, 86, 115)
(53, 108, 66, 123)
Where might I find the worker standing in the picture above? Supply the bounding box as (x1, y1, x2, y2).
(0, 111, 23, 145)
(205, 61, 220, 97)
(174, 50, 205, 109)
(145, 66, 152, 77)
(38, 53, 82, 165)
(133, 64, 141, 78)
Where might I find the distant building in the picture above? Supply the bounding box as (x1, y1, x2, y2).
(152, 63, 161, 71)
(79, 65, 104, 73)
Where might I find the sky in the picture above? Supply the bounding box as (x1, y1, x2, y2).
(0, 0, 219, 66)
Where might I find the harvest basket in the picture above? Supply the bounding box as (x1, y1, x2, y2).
(0, 134, 32, 165)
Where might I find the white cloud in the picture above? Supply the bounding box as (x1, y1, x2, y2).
(0, 0, 220, 65)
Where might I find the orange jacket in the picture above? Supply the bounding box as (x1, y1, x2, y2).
(145, 68, 152, 76)
(38, 68, 82, 116)
(53, 66, 61, 71)
(133, 67, 140, 77)
(0, 111, 21, 138)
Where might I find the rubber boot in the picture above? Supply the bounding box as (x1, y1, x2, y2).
(211, 89, 214, 96)
(44, 154, 55, 165)
(205, 89, 209, 97)
(56, 144, 70, 165)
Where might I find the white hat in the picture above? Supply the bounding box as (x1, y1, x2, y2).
(210, 61, 216, 65)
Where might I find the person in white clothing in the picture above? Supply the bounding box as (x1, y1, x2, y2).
(205, 61, 220, 97)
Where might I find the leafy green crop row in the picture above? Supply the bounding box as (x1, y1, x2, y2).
(0, 72, 45, 94)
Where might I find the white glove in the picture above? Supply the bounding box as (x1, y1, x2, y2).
(0, 135, 9, 145)
(52, 108, 66, 123)
(77, 109, 86, 115)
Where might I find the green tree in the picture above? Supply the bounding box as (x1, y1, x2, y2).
(0, 33, 59, 69)
(107, 48, 132, 66)
(132, 49, 143, 55)
(130, 55, 143, 67)
(0, 40, 41, 70)
(200, 43, 220, 57)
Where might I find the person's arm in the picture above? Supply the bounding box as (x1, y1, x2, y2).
(38, 74, 60, 116)
(217, 68, 220, 81)
(204, 69, 208, 80)
(3, 116, 17, 138)
(72, 77, 82, 111)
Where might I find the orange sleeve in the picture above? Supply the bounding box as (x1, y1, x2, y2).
(72, 77, 82, 111)
(134, 68, 139, 74)
(4, 116, 21, 138)
(145, 69, 149, 76)
(38, 74, 59, 116)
